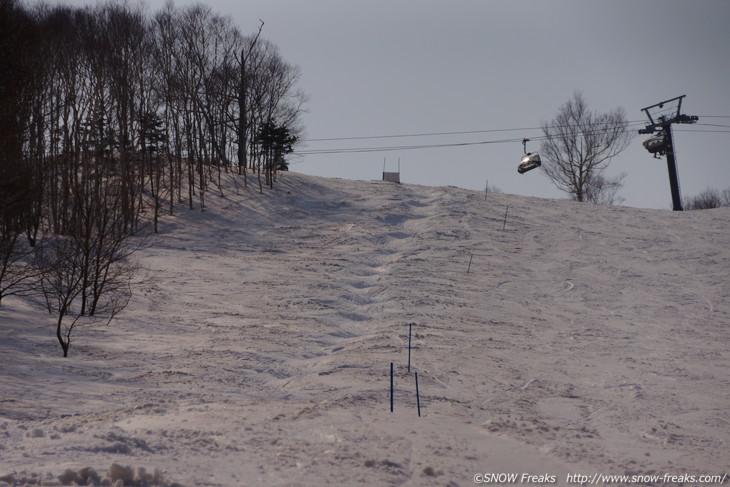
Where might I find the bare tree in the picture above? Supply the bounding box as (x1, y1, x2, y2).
(237, 21, 264, 186)
(540, 91, 633, 203)
(0, 231, 43, 305)
(37, 192, 141, 357)
(584, 173, 626, 206)
(0, 0, 43, 303)
(683, 187, 728, 210)
(0, 158, 37, 304)
(246, 39, 305, 192)
(37, 236, 86, 357)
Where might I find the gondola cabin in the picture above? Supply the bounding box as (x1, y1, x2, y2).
(517, 152, 541, 174)
(642, 133, 668, 156)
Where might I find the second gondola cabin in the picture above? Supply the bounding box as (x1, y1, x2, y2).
(517, 152, 541, 174)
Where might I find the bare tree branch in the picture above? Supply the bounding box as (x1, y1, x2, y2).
(540, 91, 634, 204)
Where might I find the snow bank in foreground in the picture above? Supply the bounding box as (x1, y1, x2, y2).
(0, 463, 180, 487)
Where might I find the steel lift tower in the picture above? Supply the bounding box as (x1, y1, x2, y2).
(639, 95, 698, 211)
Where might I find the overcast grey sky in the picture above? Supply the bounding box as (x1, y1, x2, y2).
(65, 0, 730, 209)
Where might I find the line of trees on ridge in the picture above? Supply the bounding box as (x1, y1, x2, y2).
(0, 0, 305, 356)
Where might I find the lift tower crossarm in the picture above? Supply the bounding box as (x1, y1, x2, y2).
(639, 95, 698, 134)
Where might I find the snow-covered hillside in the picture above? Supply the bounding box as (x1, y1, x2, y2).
(1, 172, 728, 486)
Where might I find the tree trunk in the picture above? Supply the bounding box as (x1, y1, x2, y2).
(56, 312, 69, 358)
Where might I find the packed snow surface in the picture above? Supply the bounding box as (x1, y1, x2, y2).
(1, 172, 729, 486)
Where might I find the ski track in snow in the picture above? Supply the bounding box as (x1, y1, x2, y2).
(1, 172, 729, 486)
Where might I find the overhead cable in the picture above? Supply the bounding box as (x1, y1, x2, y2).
(295, 122, 728, 156)
(302, 121, 647, 142)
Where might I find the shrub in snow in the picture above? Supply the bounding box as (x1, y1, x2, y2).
(29, 428, 44, 438)
(108, 465, 134, 486)
(78, 467, 101, 485)
(57, 469, 78, 485)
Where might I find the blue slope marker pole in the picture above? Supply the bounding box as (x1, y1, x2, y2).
(415, 372, 421, 417)
(407, 324, 412, 372)
(390, 362, 394, 412)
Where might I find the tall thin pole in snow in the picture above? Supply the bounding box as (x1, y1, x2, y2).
(502, 205, 510, 231)
(407, 323, 412, 372)
(390, 362, 394, 412)
(415, 372, 421, 417)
